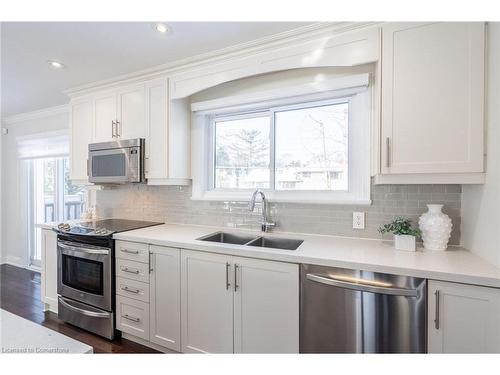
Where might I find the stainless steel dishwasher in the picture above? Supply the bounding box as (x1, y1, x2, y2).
(300, 264, 426, 353)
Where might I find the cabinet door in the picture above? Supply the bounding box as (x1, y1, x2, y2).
(181, 250, 234, 353)
(41, 229, 58, 312)
(145, 79, 168, 180)
(233, 257, 299, 353)
(428, 280, 500, 353)
(94, 93, 117, 142)
(117, 84, 146, 140)
(381, 22, 484, 174)
(70, 99, 93, 182)
(149, 246, 181, 352)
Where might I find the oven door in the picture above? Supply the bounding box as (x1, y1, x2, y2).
(88, 146, 141, 184)
(57, 240, 112, 311)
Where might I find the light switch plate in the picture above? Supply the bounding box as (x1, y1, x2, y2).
(352, 212, 365, 229)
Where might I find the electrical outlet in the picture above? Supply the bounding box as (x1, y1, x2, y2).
(352, 212, 365, 229)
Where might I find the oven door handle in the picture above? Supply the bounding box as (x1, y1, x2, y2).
(58, 297, 111, 318)
(58, 241, 110, 255)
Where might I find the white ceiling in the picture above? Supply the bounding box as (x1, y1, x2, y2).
(1, 22, 313, 117)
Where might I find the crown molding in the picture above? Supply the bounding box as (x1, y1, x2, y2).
(2, 104, 69, 126)
(65, 22, 381, 97)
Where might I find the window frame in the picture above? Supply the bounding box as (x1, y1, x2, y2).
(192, 87, 371, 205)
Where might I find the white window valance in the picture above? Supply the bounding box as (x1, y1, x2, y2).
(16, 130, 69, 159)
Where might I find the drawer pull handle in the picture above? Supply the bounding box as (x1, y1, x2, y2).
(121, 286, 140, 294)
(122, 314, 140, 323)
(121, 249, 139, 254)
(121, 267, 140, 274)
(434, 290, 440, 330)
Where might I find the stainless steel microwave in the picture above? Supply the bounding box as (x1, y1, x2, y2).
(88, 138, 145, 184)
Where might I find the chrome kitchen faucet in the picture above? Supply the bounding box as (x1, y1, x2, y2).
(248, 189, 276, 232)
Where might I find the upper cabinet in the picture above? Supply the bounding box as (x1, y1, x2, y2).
(69, 77, 190, 185)
(377, 22, 485, 184)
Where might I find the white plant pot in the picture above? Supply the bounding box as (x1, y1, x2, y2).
(394, 234, 416, 252)
(418, 204, 452, 251)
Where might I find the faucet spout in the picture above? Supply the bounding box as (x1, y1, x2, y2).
(248, 189, 275, 232)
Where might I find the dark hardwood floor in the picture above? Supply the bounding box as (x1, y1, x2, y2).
(0, 264, 160, 353)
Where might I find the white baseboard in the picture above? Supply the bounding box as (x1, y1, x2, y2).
(121, 332, 180, 353)
(1, 256, 29, 269)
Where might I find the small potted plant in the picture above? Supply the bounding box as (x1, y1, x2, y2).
(378, 217, 421, 252)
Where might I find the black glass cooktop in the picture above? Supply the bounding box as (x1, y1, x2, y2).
(56, 219, 163, 237)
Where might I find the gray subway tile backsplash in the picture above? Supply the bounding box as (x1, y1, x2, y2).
(95, 180, 462, 245)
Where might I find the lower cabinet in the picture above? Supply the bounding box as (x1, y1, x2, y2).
(40, 228, 58, 313)
(428, 280, 500, 353)
(114, 241, 181, 352)
(149, 246, 181, 351)
(180, 249, 299, 353)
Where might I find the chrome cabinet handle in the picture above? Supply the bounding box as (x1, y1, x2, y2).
(386, 137, 390, 168)
(149, 251, 153, 274)
(234, 264, 239, 291)
(434, 290, 440, 330)
(121, 267, 140, 274)
(122, 314, 140, 323)
(225, 262, 231, 290)
(120, 249, 139, 254)
(306, 273, 418, 297)
(116, 120, 121, 137)
(121, 286, 140, 294)
(112, 120, 116, 138)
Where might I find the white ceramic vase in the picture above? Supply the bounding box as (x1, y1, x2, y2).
(418, 204, 452, 251)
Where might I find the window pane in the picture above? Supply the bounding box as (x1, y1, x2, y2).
(215, 116, 270, 189)
(275, 102, 349, 191)
(63, 158, 85, 220)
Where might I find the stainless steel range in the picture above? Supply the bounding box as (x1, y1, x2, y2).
(54, 219, 162, 339)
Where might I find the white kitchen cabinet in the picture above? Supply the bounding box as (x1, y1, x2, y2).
(116, 295, 150, 340)
(40, 228, 58, 313)
(181, 250, 234, 353)
(93, 92, 117, 142)
(428, 280, 500, 353)
(180, 249, 299, 353)
(69, 99, 93, 182)
(149, 245, 181, 352)
(233, 257, 299, 353)
(117, 84, 146, 140)
(379, 22, 485, 181)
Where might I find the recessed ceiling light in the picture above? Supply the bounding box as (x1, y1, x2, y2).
(47, 60, 65, 69)
(153, 23, 171, 34)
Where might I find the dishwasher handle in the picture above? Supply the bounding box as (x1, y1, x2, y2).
(305, 273, 419, 297)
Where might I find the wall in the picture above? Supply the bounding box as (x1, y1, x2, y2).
(1, 109, 69, 267)
(97, 65, 462, 245)
(96, 181, 462, 245)
(461, 23, 500, 267)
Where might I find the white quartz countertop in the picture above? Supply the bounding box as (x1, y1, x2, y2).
(112, 223, 500, 289)
(1, 309, 93, 354)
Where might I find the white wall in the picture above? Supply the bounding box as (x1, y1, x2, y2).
(461, 23, 500, 267)
(1, 109, 68, 267)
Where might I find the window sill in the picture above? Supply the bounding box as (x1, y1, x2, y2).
(191, 190, 372, 206)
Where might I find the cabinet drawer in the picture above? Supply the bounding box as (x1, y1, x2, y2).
(116, 241, 150, 263)
(116, 276, 150, 303)
(116, 295, 149, 340)
(116, 259, 150, 283)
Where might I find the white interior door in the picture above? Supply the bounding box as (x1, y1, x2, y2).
(180, 250, 234, 353)
(233, 257, 299, 353)
(149, 246, 181, 352)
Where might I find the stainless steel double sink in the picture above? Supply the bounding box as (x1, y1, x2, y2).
(196, 231, 303, 251)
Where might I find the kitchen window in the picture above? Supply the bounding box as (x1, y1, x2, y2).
(192, 75, 371, 204)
